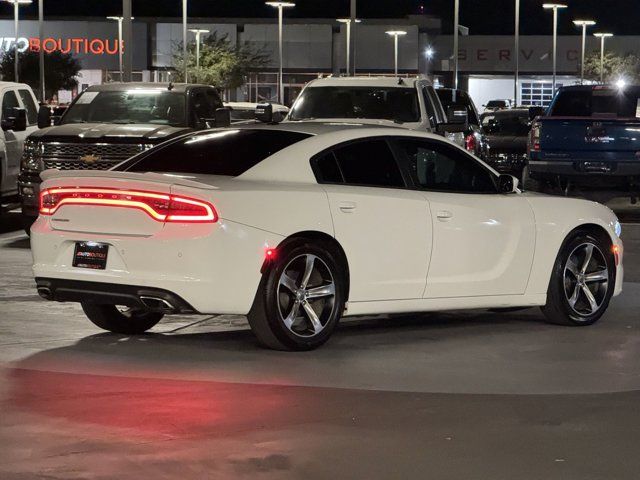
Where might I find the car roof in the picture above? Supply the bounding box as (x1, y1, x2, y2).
(557, 84, 640, 92)
(232, 121, 407, 136)
(305, 76, 420, 88)
(84, 82, 211, 93)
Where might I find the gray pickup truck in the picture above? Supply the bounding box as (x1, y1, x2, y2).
(19, 82, 229, 230)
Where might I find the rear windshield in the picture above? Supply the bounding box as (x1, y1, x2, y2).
(481, 111, 531, 136)
(289, 86, 420, 123)
(124, 129, 311, 176)
(549, 88, 640, 118)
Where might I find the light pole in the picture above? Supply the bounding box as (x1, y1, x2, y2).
(266, 2, 295, 105)
(122, 0, 132, 82)
(594, 32, 614, 84)
(38, 0, 44, 100)
(425, 46, 434, 77)
(107, 16, 134, 82)
(573, 20, 596, 84)
(453, 0, 459, 89)
(188, 29, 209, 69)
(386, 30, 407, 76)
(543, 3, 567, 94)
(337, 18, 361, 76)
(514, 0, 520, 105)
(3, 0, 32, 83)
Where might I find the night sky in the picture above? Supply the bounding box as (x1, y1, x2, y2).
(1, 0, 638, 36)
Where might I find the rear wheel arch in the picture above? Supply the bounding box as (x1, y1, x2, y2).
(270, 231, 351, 302)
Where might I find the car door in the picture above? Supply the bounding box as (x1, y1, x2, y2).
(0, 89, 23, 194)
(392, 137, 536, 298)
(313, 138, 432, 302)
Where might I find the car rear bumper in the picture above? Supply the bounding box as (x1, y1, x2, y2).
(35, 277, 197, 314)
(30, 215, 285, 315)
(529, 160, 640, 180)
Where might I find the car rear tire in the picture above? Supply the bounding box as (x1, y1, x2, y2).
(247, 240, 346, 351)
(81, 303, 163, 334)
(541, 231, 615, 326)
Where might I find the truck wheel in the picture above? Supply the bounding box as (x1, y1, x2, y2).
(22, 215, 36, 236)
(521, 165, 541, 192)
(541, 231, 615, 326)
(81, 303, 163, 334)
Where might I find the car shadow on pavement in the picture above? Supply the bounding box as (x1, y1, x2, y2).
(0, 211, 24, 235)
(12, 308, 546, 369)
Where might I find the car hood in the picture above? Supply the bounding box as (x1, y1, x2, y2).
(29, 123, 192, 142)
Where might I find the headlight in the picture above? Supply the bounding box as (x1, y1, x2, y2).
(21, 140, 43, 172)
(614, 220, 622, 238)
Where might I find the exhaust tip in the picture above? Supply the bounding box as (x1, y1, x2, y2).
(139, 296, 175, 313)
(37, 287, 53, 300)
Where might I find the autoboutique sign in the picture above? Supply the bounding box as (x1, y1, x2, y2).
(0, 37, 122, 55)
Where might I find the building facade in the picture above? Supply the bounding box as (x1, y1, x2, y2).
(0, 16, 637, 107)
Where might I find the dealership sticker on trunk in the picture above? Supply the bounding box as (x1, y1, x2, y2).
(73, 242, 109, 269)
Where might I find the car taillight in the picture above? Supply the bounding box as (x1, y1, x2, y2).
(465, 134, 477, 152)
(39, 187, 218, 223)
(530, 123, 541, 152)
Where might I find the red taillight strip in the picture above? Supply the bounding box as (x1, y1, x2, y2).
(39, 187, 218, 223)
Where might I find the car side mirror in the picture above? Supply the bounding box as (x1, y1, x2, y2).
(213, 107, 230, 128)
(255, 102, 274, 123)
(498, 174, 519, 194)
(202, 108, 231, 129)
(1, 107, 27, 132)
(37, 105, 51, 129)
(446, 104, 468, 125)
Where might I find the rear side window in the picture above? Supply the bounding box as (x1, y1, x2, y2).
(313, 139, 405, 188)
(125, 129, 311, 176)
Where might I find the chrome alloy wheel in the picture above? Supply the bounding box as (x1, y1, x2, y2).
(563, 242, 609, 317)
(277, 254, 336, 337)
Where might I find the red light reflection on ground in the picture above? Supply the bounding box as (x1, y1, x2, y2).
(7, 368, 287, 438)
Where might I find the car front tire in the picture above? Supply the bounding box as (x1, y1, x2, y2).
(81, 303, 164, 334)
(247, 240, 346, 351)
(541, 231, 615, 326)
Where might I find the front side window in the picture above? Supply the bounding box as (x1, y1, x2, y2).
(191, 89, 223, 122)
(313, 139, 405, 188)
(1, 90, 20, 122)
(124, 129, 311, 176)
(394, 138, 496, 193)
(18, 89, 38, 125)
(289, 86, 420, 123)
(62, 90, 187, 126)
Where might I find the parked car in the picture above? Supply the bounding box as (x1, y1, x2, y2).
(481, 108, 533, 177)
(436, 88, 486, 158)
(0, 82, 41, 213)
(225, 101, 289, 123)
(19, 82, 229, 231)
(527, 85, 640, 200)
(284, 76, 467, 141)
(483, 99, 513, 112)
(31, 123, 623, 350)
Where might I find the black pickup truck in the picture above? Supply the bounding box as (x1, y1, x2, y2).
(527, 84, 640, 200)
(19, 82, 229, 230)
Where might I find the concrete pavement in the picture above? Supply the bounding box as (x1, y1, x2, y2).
(1, 209, 639, 479)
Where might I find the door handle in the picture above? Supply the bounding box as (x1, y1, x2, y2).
(339, 201, 357, 213)
(436, 210, 453, 221)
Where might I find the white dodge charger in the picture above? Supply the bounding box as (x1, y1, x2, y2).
(31, 123, 624, 350)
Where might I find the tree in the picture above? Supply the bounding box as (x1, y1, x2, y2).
(583, 51, 640, 83)
(0, 50, 81, 100)
(172, 32, 269, 90)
